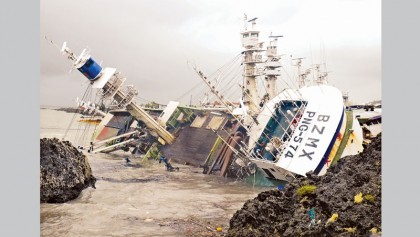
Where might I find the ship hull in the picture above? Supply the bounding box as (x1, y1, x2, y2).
(248, 85, 364, 181)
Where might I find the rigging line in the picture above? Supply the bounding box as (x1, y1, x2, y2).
(257, 74, 270, 96)
(207, 60, 241, 92)
(86, 91, 101, 144)
(63, 84, 92, 140)
(193, 84, 213, 105)
(90, 114, 101, 145)
(194, 70, 282, 162)
(191, 54, 242, 105)
(222, 90, 240, 105)
(219, 55, 242, 80)
(218, 74, 241, 100)
(136, 96, 152, 103)
(267, 100, 307, 146)
(240, 83, 301, 139)
(212, 72, 242, 103)
(271, 73, 302, 101)
(219, 63, 243, 93)
(212, 58, 238, 83)
(228, 60, 243, 81)
(81, 86, 95, 143)
(175, 80, 206, 101)
(91, 91, 105, 142)
(278, 67, 305, 100)
(310, 42, 315, 81)
(196, 59, 242, 104)
(211, 58, 243, 91)
(277, 70, 291, 89)
(78, 87, 93, 146)
(274, 88, 306, 114)
(322, 40, 328, 79)
(280, 66, 298, 90)
(240, 86, 288, 133)
(207, 53, 242, 79)
(79, 86, 100, 147)
(216, 109, 285, 164)
(243, 111, 292, 161)
(216, 65, 240, 91)
(224, 77, 243, 102)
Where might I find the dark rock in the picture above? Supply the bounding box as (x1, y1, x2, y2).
(227, 134, 382, 237)
(40, 138, 96, 203)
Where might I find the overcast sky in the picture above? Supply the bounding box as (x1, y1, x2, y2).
(40, 0, 381, 106)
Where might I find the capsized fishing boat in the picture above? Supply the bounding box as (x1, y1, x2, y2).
(247, 85, 364, 181)
(195, 15, 364, 182)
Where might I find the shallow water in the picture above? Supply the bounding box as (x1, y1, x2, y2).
(40, 109, 269, 236)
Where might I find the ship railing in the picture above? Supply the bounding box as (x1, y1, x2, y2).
(265, 69, 281, 76)
(243, 55, 263, 63)
(253, 101, 308, 162)
(116, 85, 138, 109)
(243, 68, 264, 77)
(102, 73, 126, 99)
(276, 102, 307, 146)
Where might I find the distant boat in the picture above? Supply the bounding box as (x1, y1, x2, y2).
(352, 103, 382, 146)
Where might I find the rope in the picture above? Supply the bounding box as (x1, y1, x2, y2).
(63, 84, 92, 140)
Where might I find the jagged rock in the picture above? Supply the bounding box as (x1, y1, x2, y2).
(227, 134, 382, 237)
(40, 138, 96, 203)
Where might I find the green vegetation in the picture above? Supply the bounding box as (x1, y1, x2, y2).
(364, 194, 375, 203)
(296, 185, 317, 197)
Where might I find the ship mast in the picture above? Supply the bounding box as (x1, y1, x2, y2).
(313, 64, 329, 85)
(293, 58, 310, 88)
(264, 34, 283, 102)
(241, 14, 264, 115)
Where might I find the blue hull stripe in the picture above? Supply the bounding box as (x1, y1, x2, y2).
(314, 109, 345, 174)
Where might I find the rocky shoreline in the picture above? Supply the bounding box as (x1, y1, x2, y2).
(40, 138, 96, 203)
(39, 133, 382, 236)
(227, 135, 382, 237)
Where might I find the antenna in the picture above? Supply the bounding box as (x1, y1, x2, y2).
(292, 57, 306, 61)
(292, 58, 308, 88)
(248, 17, 258, 22)
(44, 36, 61, 51)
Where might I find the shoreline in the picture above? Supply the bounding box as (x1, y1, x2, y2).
(40, 141, 267, 236)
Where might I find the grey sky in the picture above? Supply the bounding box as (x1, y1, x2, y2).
(40, 0, 381, 106)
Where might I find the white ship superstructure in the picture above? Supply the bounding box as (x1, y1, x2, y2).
(240, 15, 265, 115)
(263, 34, 283, 101)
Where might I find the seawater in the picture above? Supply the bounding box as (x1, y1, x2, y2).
(40, 109, 267, 237)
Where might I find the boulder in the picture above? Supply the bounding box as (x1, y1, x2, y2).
(40, 138, 96, 203)
(227, 134, 382, 237)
